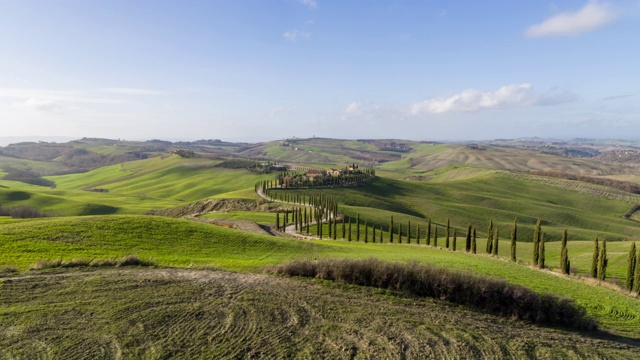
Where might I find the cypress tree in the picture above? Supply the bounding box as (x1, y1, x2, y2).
(416, 225, 420, 245)
(472, 227, 477, 254)
(445, 218, 450, 249)
(492, 227, 499, 256)
(398, 224, 403, 244)
(348, 219, 352, 242)
(537, 232, 545, 268)
(434, 226, 438, 247)
(426, 219, 432, 246)
(533, 219, 541, 265)
(341, 218, 346, 239)
(452, 228, 457, 251)
(591, 236, 599, 278)
(389, 216, 394, 243)
(407, 221, 411, 244)
(510, 219, 517, 262)
(598, 238, 608, 281)
(625, 242, 636, 291)
(465, 224, 472, 252)
(486, 219, 493, 254)
(364, 222, 369, 244)
(634, 247, 640, 293)
(372, 225, 376, 243)
(276, 211, 280, 231)
(356, 214, 360, 242)
(333, 218, 337, 240)
(560, 229, 570, 275)
(379, 226, 383, 244)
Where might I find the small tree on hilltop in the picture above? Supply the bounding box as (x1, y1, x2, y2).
(625, 242, 636, 291)
(597, 238, 608, 281)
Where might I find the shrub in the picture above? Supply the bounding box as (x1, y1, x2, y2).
(117, 254, 155, 267)
(270, 258, 596, 330)
(0, 205, 45, 218)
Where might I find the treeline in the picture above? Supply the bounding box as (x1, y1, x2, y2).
(270, 192, 338, 239)
(1, 167, 55, 187)
(0, 205, 45, 218)
(272, 258, 596, 330)
(530, 170, 640, 194)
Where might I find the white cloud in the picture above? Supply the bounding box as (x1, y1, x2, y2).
(22, 98, 60, 113)
(526, 1, 619, 38)
(344, 102, 362, 115)
(299, 0, 317, 9)
(102, 87, 164, 96)
(410, 84, 575, 115)
(270, 107, 290, 117)
(282, 29, 311, 43)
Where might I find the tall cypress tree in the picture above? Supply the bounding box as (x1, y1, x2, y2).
(348, 219, 352, 242)
(598, 238, 608, 281)
(591, 236, 599, 278)
(560, 229, 570, 275)
(486, 219, 494, 254)
(538, 232, 545, 269)
(445, 218, 450, 249)
(356, 214, 360, 241)
(626, 242, 636, 291)
(634, 247, 640, 294)
(533, 219, 541, 265)
(389, 216, 394, 243)
(372, 225, 376, 243)
(452, 228, 457, 251)
(341, 217, 346, 240)
(434, 226, 438, 247)
(472, 227, 477, 254)
(510, 219, 517, 262)
(379, 226, 383, 244)
(398, 224, 403, 244)
(407, 221, 411, 244)
(492, 227, 499, 256)
(276, 211, 280, 231)
(465, 224, 472, 252)
(416, 225, 420, 245)
(426, 219, 432, 246)
(364, 221, 369, 244)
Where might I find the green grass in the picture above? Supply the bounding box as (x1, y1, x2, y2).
(1, 215, 639, 339)
(199, 210, 276, 225)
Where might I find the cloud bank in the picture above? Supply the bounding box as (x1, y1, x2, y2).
(526, 1, 619, 37)
(410, 84, 575, 115)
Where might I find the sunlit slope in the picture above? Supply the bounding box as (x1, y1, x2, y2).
(379, 144, 615, 176)
(273, 173, 640, 241)
(0, 215, 639, 339)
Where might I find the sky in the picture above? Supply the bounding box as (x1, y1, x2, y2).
(1, 0, 639, 143)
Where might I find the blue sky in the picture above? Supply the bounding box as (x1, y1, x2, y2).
(1, 0, 639, 143)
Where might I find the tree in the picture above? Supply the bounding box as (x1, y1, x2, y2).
(364, 221, 369, 244)
(445, 218, 450, 249)
(452, 228, 457, 251)
(492, 227, 499, 256)
(465, 224, 472, 252)
(341, 217, 346, 240)
(510, 219, 517, 262)
(625, 242, 636, 291)
(538, 232, 545, 269)
(398, 224, 403, 244)
(276, 211, 280, 231)
(407, 221, 411, 244)
(372, 225, 376, 243)
(356, 214, 360, 242)
(433, 225, 438, 247)
(634, 247, 640, 294)
(426, 219, 432, 246)
(416, 224, 420, 245)
(389, 216, 394, 243)
(472, 227, 477, 254)
(348, 219, 352, 242)
(533, 219, 542, 265)
(591, 236, 599, 278)
(597, 238, 608, 281)
(560, 229, 570, 275)
(486, 219, 493, 254)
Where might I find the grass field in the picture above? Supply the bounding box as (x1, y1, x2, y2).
(1, 215, 639, 341)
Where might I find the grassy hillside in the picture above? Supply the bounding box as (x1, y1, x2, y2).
(1, 215, 639, 339)
(1, 268, 638, 359)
